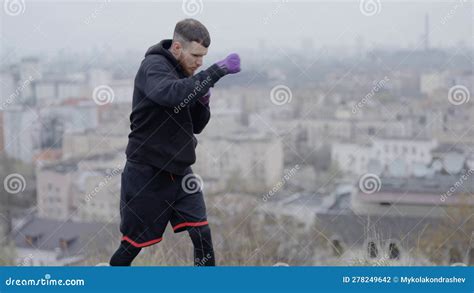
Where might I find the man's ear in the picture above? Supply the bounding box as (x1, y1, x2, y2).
(171, 41, 182, 59)
(173, 41, 182, 51)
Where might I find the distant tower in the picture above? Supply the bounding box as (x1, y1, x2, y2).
(424, 13, 430, 51)
(19, 57, 41, 106)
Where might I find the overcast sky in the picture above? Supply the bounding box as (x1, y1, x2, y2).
(1, 0, 472, 60)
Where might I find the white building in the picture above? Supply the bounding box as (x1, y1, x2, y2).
(62, 130, 127, 159)
(195, 131, 284, 194)
(35, 81, 56, 105)
(2, 106, 41, 163)
(42, 101, 99, 134)
(52, 82, 84, 102)
(332, 138, 438, 175)
(0, 71, 17, 109)
(270, 117, 413, 164)
(36, 163, 76, 220)
(18, 57, 42, 105)
(420, 71, 450, 95)
(107, 79, 134, 104)
(202, 108, 242, 138)
(36, 153, 124, 223)
(2, 101, 99, 163)
(74, 154, 124, 223)
(87, 69, 112, 88)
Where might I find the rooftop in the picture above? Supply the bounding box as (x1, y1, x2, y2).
(13, 217, 115, 260)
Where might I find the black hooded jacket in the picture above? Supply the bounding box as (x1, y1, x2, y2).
(125, 39, 226, 175)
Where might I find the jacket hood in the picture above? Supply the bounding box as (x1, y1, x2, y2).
(145, 39, 180, 68)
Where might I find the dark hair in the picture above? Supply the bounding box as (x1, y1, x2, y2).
(173, 18, 211, 48)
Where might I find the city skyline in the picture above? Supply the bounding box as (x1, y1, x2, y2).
(1, 1, 472, 62)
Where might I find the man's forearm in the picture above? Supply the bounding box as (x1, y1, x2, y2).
(190, 101, 211, 134)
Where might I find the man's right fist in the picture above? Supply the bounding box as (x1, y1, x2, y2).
(216, 53, 241, 74)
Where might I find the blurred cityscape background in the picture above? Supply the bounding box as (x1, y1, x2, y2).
(0, 0, 473, 266)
